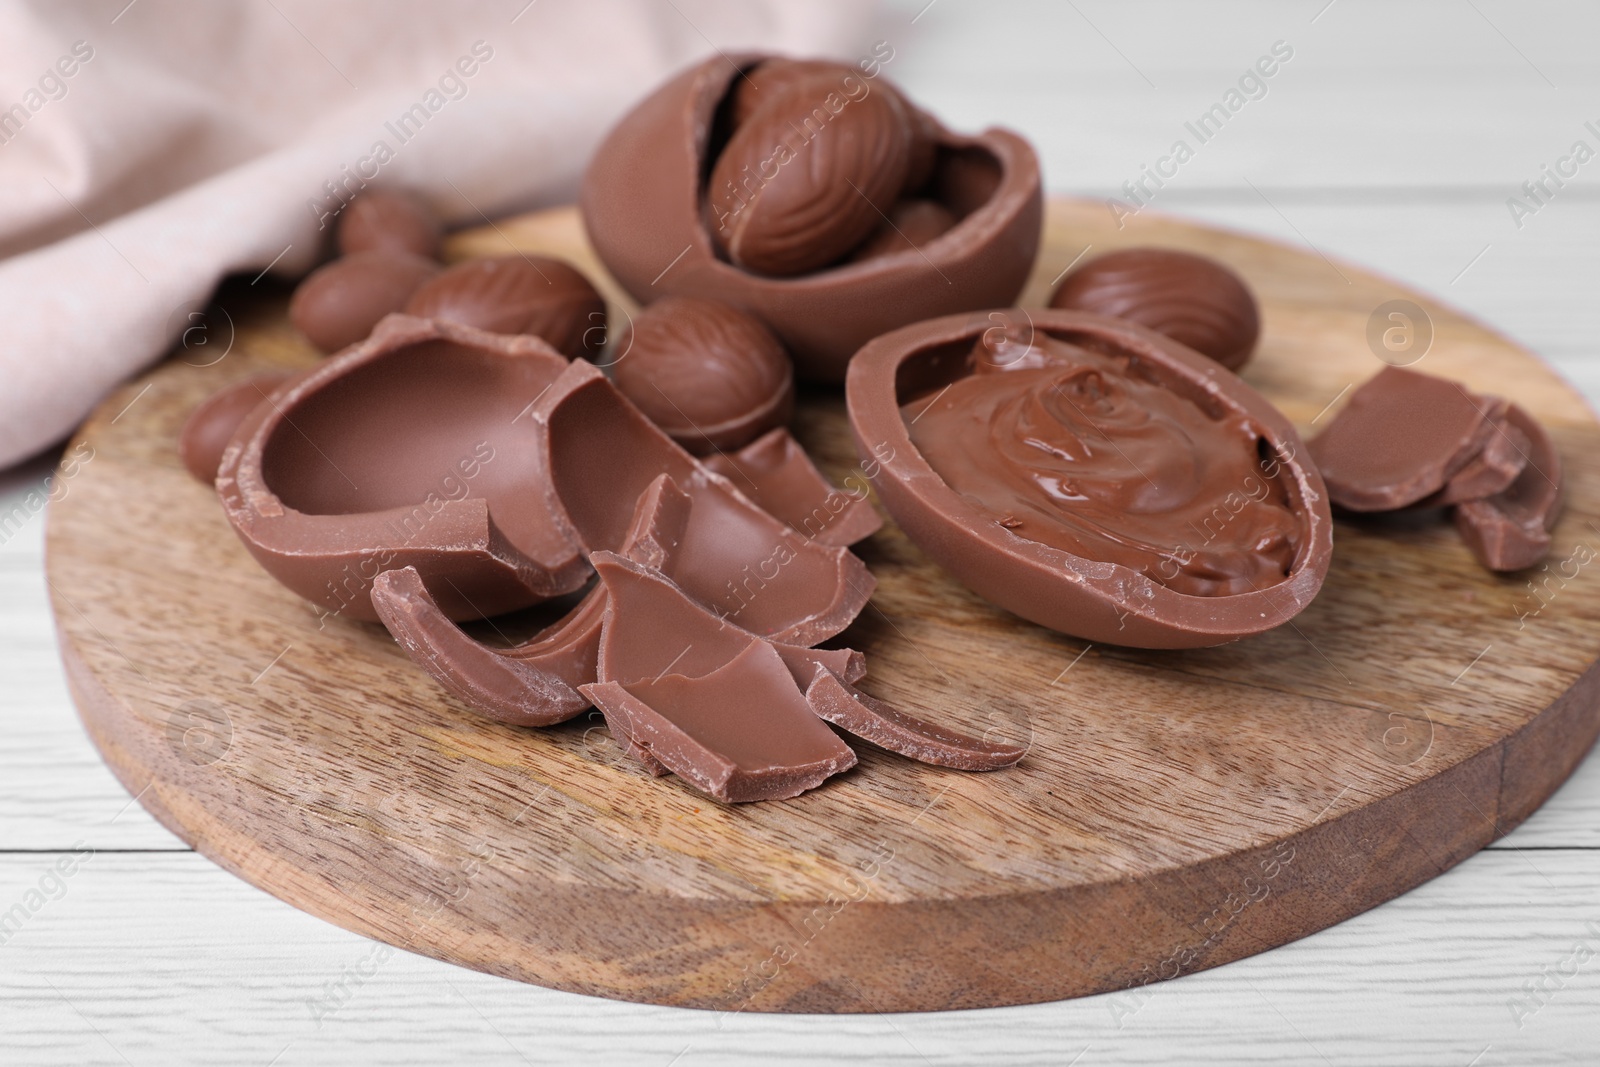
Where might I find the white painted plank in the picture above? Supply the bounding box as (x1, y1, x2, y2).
(0, 849, 1596, 1065)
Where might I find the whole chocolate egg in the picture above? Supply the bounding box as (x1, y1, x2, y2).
(611, 297, 794, 455)
(404, 255, 606, 360)
(1049, 248, 1260, 371)
(581, 53, 1042, 383)
(337, 189, 442, 259)
(289, 250, 440, 354)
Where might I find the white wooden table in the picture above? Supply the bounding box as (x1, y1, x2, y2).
(5, 1, 1600, 1062)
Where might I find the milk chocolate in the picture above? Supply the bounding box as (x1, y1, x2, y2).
(846, 310, 1333, 648)
(1419, 406, 1525, 507)
(178, 372, 291, 484)
(1048, 248, 1260, 372)
(337, 189, 442, 259)
(610, 297, 794, 455)
(581, 53, 1042, 382)
(403, 256, 606, 361)
(1308, 366, 1498, 511)
(849, 199, 958, 262)
(1454, 403, 1563, 570)
(703, 428, 882, 547)
(289, 250, 440, 353)
(217, 315, 587, 622)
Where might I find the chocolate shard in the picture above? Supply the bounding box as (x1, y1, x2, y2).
(370, 566, 594, 726)
(1454, 403, 1563, 571)
(531, 359, 873, 645)
(1309, 366, 1498, 512)
(368, 474, 693, 729)
(1420, 406, 1526, 507)
(703, 428, 883, 547)
(800, 668, 1025, 771)
(179, 372, 292, 485)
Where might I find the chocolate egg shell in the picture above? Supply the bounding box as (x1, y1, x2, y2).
(845, 310, 1332, 649)
(581, 53, 1042, 383)
(1049, 248, 1260, 372)
(611, 297, 794, 455)
(217, 314, 588, 623)
(337, 189, 442, 258)
(289, 250, 440, 354)
(404, 255, 606, 360)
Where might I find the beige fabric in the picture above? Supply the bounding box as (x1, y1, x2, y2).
(0, 0, 874, 468)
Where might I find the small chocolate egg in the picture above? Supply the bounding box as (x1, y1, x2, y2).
(178, 372, 292, 484)
(611, 297, 794, 455)
(337, 189, 442, 258)
(1049, 248, 1260, 371)
(849, 199, 957, 262)
(289, 250, 440, 354)
(404, 256, 607, 360)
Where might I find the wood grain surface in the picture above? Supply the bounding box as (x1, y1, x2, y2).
(44, 197, 1600, 1013)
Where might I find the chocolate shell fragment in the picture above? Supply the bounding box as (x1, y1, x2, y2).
(702, 428, 882, 547)
(1309, 367, 1564, 571)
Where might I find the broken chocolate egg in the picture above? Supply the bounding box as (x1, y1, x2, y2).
(217, 314, 587, 623)
(582, 52, 1042, 382)
(846, 309, 1333, 648)
(289, 250, 440, 354)
(610, 297, 794, 455)
(703, 428, 882, 547)
(1454, 403, 1563, 571)
(1049, 248, 1260, 372)
(403, 255, 606, 361)
(337, 189, 442, 259)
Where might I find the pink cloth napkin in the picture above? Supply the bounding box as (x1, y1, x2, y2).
(0, 0, 876, 469)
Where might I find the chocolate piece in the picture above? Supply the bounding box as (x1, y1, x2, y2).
(581, 53, 1042, 382)
(289, 251, 441, 353)
(403, 256, 606, 360)
(1419, 405, 1525, 507)
(532, 359, 872, 645)
(337, 189, 442, 259)
(217, 315, 587, 623)
(368, 475, 691, 726)
(703, 428, 881, 546)
(178, 372, 291, 484)
(610, 297, 794, 455)
(1309, 366, 1498, 511)
(849, 199, 958, 262)
(1048, 248, 1260, 372)
(846, 310, 1333, 648)
(1454, 403, 1563, 571)
(707, 72, 912, 276)
(799, 668, 1023, 771)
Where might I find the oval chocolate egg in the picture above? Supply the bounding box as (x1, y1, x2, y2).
(611, 297, 794, 455)
(581, 52, 1042, 383)
(289, 250, 440, 354)
(337, 189, 442, 259)
(404, 255, 606, 360)
(845, 309, 1332, 648)
(1049, 248, 1260, 371)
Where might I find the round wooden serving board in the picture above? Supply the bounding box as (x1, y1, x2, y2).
(48, 199, 1600, 1013)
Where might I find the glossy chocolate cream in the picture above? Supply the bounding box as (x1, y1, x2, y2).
(904, 327, 1301, 598)
(1048, 248, 1260, 372)
(179, 372, 291, 484)
(289, 250, 440, 353)
(847, 310, 1332, 648)
(217, 315, 587, 623)
(1308, 366, 1499, 511)
(337, 189, 442, 259)
(403, 256, 606, 361)
(581, 53, 1042, 382)
(610, 297, 794, 454)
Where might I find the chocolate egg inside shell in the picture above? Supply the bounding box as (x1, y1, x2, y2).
(217, 314, 588, 623)
(846, 309, 1332, 648)
(581, 52, 1042, 383)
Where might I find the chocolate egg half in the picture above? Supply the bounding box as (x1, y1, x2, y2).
(845, 310, 1332, 648)
(217, 315, 588, 622)
(581, 53, 1042, 383)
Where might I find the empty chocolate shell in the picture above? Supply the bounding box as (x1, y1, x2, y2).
(217, 314, 587, 623)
